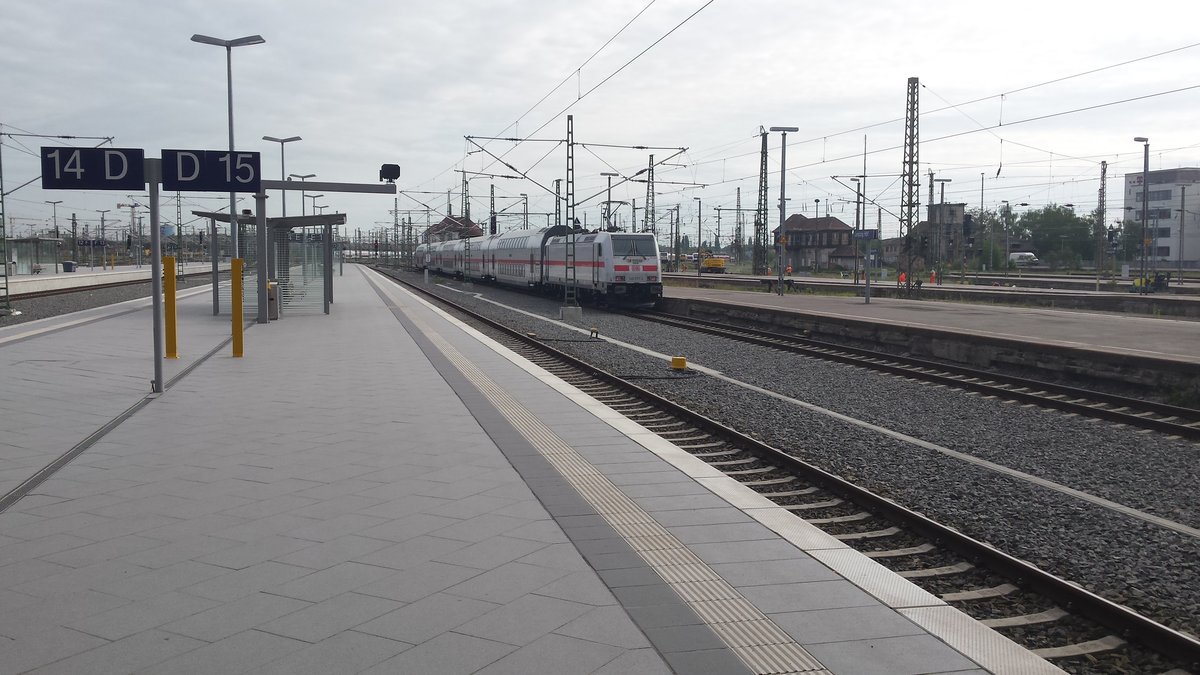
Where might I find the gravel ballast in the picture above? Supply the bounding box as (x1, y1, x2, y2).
(391, 270, 1200, 641)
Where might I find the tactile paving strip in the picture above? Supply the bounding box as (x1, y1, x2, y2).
(414, 319, 830, 675)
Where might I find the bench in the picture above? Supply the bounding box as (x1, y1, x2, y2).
(32, 264, 43, 274)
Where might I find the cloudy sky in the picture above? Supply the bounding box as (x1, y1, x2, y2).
(3, 0, 1199, 244)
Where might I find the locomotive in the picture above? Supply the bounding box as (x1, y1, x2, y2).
(416, 226, 662, 305)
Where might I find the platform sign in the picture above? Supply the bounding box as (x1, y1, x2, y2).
(40, 147, 145, 190)
(853, 229, 879, 240)
(162, 149, 261, 193)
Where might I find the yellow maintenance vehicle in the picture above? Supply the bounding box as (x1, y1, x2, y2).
(698, 249, 727, 274)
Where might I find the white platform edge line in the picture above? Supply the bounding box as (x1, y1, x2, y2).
(368, 271, 1052, 669)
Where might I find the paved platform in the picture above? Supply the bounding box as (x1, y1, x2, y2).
(666, 285, 1200, 365)
(0, 265, 1059, 674)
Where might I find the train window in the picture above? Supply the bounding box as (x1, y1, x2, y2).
(611, 235, 655, 257)
(597, 244, 602, 257)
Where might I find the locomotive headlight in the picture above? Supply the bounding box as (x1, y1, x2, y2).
(614, 275, 625, 282)
(647, 276, 657, 282)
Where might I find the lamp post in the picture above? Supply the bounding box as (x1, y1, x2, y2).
(96, 209, 110, 269)
(769, 126, 798, 296)
(934, 178, 951, 273)
(849, 179, 861, 288)
(191, 33, 265, 259)
(44, 199, 62, 270)
(1134, 137, 1150, 292)
(601, 172, 619, 227)
(262, 135, 300, 217)
(290, 173, 316, 215)
(1176, 185, 1188, 286)
(304, 193, 324, 217)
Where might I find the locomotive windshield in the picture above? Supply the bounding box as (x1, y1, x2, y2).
(610, 235, 657, 258)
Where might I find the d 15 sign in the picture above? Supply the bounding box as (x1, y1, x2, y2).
(162, 150, 261, 192)
(41, 147, 145, 190)
(853, 229, 879, 240)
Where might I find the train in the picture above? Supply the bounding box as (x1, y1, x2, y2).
(415, 226, 663, 305)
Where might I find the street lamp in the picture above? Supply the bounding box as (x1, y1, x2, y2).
(304, 193, 324, 216)
(849, 179, 861, 287)
(46, 201, 63, 272)
(601, 172, 619, 226)
(191, 33, 266, 258)
(95, 209, 110, 269)
(769, 126, 798, 295)
(314, 205, 329, 215)
(934, 178, 951, 271)
(45, 200, 62, 238)
(291, 174, 316, 214)
(1133, 136, 1150, 292)
(694, 196, 703, 277)
(262, 135, 300, 217)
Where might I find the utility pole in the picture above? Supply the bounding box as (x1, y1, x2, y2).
(490, 184, 496, 235)
(564, 115, 578, 308)
(554, 179, 562, 230)
(1096, 161, 1107, 290)
(753, 128, 769, 275)
(734, 187, 743, 262)
(644, 154, 655, 233)
(900, 77, 920, 296)
(118, 201, 144, 267)
(97, 209, 110, 269)
(461, 173, 470, 222)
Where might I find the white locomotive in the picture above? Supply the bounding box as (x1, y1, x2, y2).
(416, 226, 662, 305)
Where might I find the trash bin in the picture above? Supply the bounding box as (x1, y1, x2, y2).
(267, 282, 279, 320)
(62, 261, 77, 272)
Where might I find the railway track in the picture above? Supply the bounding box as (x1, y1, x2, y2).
(381, 271, 1200, 674)
(630, 309, 1200, 442)
(8, 270, 219, 302)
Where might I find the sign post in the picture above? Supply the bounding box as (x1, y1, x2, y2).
(43, 147, 262, 390)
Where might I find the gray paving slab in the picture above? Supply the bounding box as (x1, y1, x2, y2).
(0, 266, 1009, 675)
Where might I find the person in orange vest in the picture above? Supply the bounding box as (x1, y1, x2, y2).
(785, 265, 793, 276)
(898, 271, 907, 287)
(930, 270, 937, 285)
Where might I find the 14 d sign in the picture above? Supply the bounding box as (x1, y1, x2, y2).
(41, 147, 146, 190)
(162, 149, 261, 193)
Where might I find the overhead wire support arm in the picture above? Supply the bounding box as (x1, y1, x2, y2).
(464, 135, 563, 143)
(575, 142, 688, 151)
(465, 137, 560, 199)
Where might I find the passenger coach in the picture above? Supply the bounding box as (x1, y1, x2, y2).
(416, 226, 662, 305)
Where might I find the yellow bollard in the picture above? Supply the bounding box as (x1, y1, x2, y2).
(232, 258, 244, 358)
(164, 256, 178, 359)
(671, 356, 687, 370)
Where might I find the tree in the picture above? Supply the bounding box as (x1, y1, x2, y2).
(1017, 204, 1091, 270)
(966, 208, 1004, 270)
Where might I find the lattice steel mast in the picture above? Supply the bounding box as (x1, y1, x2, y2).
(900, 77, 920, 296)
(753, 128, 769, 275)
(644, 154, 655, 233)
(564, 115, 577, 307)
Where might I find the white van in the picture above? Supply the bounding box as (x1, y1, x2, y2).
(1008, 252, 1039, 266)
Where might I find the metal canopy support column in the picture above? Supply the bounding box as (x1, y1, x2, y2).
(323, 223, 332, 314)
(210, 217, 219, 315)
(256, 192, 268, 324)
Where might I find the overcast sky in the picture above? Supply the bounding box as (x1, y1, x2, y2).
(3, 0, 1199, 243)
